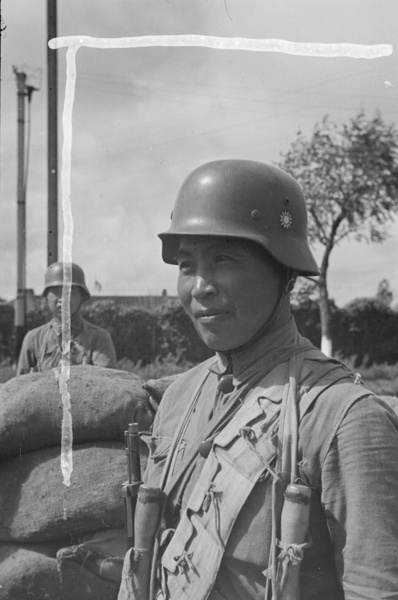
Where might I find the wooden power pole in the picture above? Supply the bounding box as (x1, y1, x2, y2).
(13, 67, 39, 361)
(13, 68, 27, 359)
(47, 0, 58, 265)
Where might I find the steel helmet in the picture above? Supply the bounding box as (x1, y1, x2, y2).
(42, 262, 90, 298)
(159, 160, 319, 276)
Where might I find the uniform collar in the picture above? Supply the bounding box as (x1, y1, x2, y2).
(213, 317, 312, 386)
(51, 312, 85, 337)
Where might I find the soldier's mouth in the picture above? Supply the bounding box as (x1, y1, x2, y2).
(194, 309, 229, 321)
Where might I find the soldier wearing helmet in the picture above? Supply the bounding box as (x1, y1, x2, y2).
(118, 161, 398, 600)
(17, 262, 116, 375)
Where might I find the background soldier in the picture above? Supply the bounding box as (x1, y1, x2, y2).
(17, 262, 116, 375)
(119, 160, 398, 600)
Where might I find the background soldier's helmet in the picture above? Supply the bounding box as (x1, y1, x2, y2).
(159, 159, 320, 276)
(42, 262, 90, 298)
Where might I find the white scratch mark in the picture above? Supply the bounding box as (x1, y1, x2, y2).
(48, 33, 392, 486)
(49, 34, 392, 59)
(58, 46, 77, 488)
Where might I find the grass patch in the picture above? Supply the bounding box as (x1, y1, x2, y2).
(339, 357, 398, 397)
(2, 354, 397, 397)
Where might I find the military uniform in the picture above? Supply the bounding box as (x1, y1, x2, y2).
(17, 314, 116, 375)
(138, 318, 398, 600)
(118, 160, 398, 600)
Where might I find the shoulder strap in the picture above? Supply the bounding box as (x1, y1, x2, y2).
(161, 374, 241, 497)
(299, 365, 374, 421)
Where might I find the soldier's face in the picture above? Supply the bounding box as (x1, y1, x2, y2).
(177, 236, 284, 352)
(46, 286, 84, 319)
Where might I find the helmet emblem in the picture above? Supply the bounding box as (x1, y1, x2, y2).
(280, 210, 293, 229)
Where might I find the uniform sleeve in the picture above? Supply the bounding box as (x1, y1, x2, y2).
(322, 396, 398, 599)
(16, 331, 37, 375)
(90, 328, 117, 368)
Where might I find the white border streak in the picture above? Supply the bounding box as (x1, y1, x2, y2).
(49, 34, 393, 487)
(59, 46, 76, 487)
(49, 35, 392, 59)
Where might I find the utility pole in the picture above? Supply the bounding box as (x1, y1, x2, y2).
(47, 0, 58, 265)
(13, 68, 28, 360)
(13, 67, 39, 361)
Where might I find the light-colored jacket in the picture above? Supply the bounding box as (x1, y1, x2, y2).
(122, 318, 398, 600)
(17, 317, 116, 375)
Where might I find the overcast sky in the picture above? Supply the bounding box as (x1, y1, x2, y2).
(1, 0, 398, 306)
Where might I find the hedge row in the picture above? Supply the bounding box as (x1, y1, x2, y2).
(0, 299, 213, 366)
(1, 296, 398, 367)
(293, 296, 398, 366)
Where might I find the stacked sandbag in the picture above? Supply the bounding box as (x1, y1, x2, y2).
(0, 542, 61, 600)
(0, 443, 128, 543)
(57, 529, 127, 600)
(0, 365, 153, 457)
(142, 373, 181, 412)
(0, 365, 154, 600)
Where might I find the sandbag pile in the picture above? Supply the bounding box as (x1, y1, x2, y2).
(142, 373, 181, 412)
(0, 365, 155, 600)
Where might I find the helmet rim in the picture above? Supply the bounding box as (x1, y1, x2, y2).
(42, 262, 90, 298)
(159, 160, 320, 276)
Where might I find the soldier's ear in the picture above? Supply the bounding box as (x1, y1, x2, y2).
(284, 269, 298, 294)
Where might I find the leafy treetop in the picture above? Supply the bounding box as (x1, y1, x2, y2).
(280, 111, 398, 255)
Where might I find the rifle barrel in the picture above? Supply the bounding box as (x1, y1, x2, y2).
(122, 422, 142, 548)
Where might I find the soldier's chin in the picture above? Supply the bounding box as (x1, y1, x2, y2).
(195, 328, 235, 353)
